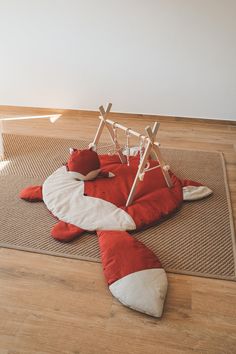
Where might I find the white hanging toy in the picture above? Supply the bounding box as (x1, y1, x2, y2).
(124, 128, 132, 166)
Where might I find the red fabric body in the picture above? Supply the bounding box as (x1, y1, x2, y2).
(85, 155, 184, 230)
(181, 179, 202, 187)
(67, 149, 100, 175)
(19, 185, 43, 202)
(97, 230, 162, 285)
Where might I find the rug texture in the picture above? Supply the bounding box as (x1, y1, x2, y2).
(0, 134, 235, 281)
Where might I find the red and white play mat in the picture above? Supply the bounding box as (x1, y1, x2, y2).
(20, 150, 212, 317)
(20, 104, 212, 318)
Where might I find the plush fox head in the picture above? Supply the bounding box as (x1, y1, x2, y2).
(66, 148, 101, 181)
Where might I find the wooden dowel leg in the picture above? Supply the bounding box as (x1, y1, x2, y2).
(99, 103, 112, 118)
(89, 118, 105, 150)
(90, 104, 112, 149)
(153, 145, 173, 188)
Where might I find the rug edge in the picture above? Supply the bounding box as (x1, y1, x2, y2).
(1, 133, 236, 281)
(220, 152, 236, 277)
(0, 244, 235, 282)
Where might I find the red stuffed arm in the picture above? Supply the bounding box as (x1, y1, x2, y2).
(19, 185, 43, 202)
(181, 179, 212, 201)
(97, 230, 168, 317)
(51, 221, 85, 242)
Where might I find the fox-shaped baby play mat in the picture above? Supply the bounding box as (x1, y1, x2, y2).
(20, 103, 212, 317)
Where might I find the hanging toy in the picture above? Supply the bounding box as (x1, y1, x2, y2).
(125, 128, 131, 166)
(113, 122, 118, 145)
(139, 135, 146, 164)
(108, 122, 118, 155)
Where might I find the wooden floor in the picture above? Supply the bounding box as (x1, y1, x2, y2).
(0, 106, 236, 354)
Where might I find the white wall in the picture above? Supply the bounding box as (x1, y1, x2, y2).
(0, 0, 235, 120)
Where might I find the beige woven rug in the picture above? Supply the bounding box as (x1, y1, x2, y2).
(0, 134, 235, 281)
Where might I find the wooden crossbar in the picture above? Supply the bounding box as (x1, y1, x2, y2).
(89, 103, 173, 206)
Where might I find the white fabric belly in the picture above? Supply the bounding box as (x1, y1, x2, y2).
(42, 166, 136, 231)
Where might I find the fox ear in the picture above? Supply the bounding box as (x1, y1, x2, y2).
(69, 148, 77, 155)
